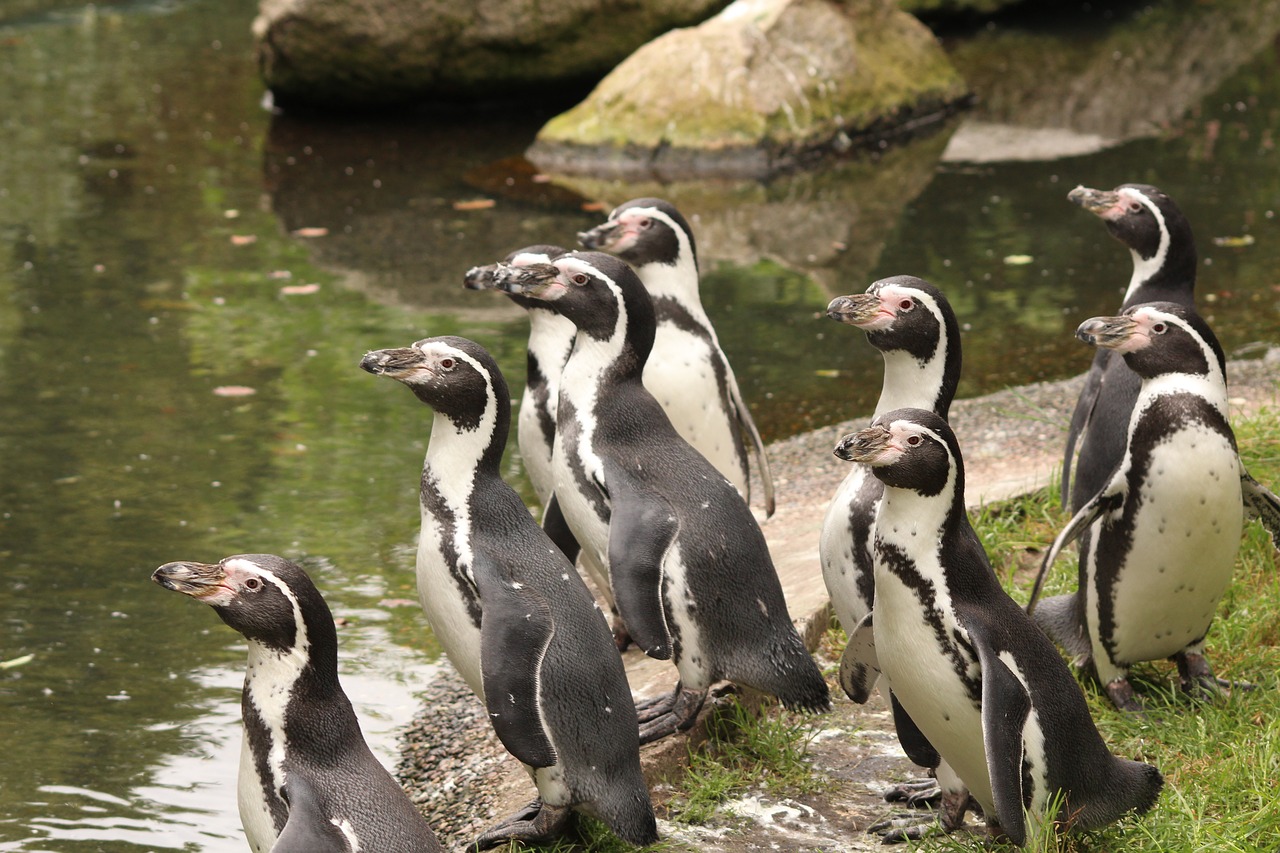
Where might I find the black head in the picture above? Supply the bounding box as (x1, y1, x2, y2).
(826, 275, 962, 416)
(360, 335, 510, 439)
(833, 408, 961, 499)
(496, 251, 656, 366)
(1068, 182, 1195, 300)
(152, 554, 333, 656)
(463, 244, 567, 292)
(577, 197, 697, 269)
(1075, 301, 1224, 381)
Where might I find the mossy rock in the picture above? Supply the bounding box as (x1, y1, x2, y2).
(529, 0, 970, 178)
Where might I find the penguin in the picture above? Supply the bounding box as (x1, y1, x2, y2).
(579, 198, 776, 517)
(496, 251, 829, 744)
(359, 336, 658, 849)
(464, 244, 580, 563)
(817, 275, 962, 816)
(151, 554, 445, 853)
(1061, 183, 1196, 513)
(1029, 302, 1280, 712)
(836, 410, 1163, 846)
(819, 275, 961, 681)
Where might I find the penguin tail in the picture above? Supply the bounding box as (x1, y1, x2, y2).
(589, 788, 659, 847)
(766, 655, 832, 714)
(1070, 758, 1163, 830)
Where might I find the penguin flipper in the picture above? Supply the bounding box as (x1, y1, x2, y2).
(1027, 484, 1123, 612)
(838, 612, 880, 703)
(728, 374, 776, 517)
(605, 465, 677, 660)
(1241, 470, 1280, 547)
(475, 560, 558, 768)
(275, 775, 352, 853)
(975, 640, 1032, 848)
(889, 692, 940, 769)
(1061, 351, 1109, 506)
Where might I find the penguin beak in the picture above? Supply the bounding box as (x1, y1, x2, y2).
(1068, 185, 1123, 219)
(463, 262, 499, 291)
(359, 347, 424, 378)
(152, 561, 228, 599)
(577, 219, 621, 251)
(495, 262, 562, 299)
(833, 424, 894, 464)
(826, 293, 883, 327)
(1076, 315, 1139, 351)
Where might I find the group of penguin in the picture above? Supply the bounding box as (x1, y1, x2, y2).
(150, 187, 1280, 852)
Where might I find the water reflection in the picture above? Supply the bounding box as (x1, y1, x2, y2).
(1, 0, 1278, 850)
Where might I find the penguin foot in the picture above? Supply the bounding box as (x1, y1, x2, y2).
(883, 777, 941, 809)
(870, 788, 975, 842)
(637, 687, 707, 744)
(867, 813, 942, 843)
(1175, 652, 1253, 702)
(472, 798, 572, 850)
(633, 687, 679, 722)
(1105, 678, 1147, 714)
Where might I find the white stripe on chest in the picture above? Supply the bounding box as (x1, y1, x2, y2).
(235, 564, 310, 851)
(873, 479, 995, 814)
(518, 309, 576, 504)
(416, 391, 497, 698)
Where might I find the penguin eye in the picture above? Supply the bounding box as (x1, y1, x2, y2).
(1129, 202, 1143, 214)
(572, 273, 588, 285)
(637, 218, 653, 230)
(898, 298, 914, 311)
(906, 434, 922, 447)
(438, 357, 456, 370)
(1151, 322, 1167, 335)
(243, 576, 264, 592)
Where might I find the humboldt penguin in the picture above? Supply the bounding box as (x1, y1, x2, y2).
(838, 411, 1163, 846)
(151, 554, 445, 853)
(1062, 183, 1196, 512)
(1030, 302, 1280, 712)
(818, 275, 962, 815)
(464, 244, 580, 562)
(360, 336, 658, 848)
(579, 197, 775, 517)
(497, 251, 829, 744)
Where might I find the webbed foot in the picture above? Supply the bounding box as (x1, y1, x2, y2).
(472, 799, 571, 850)
(637, 686, 707, 744)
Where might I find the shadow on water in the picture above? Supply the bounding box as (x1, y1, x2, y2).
(0, 0, 1277, 849)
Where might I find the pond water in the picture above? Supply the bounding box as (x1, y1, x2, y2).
(0, 0, 1277, 850)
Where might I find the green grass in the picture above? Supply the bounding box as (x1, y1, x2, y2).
(915, 407, 1280, 852)
(666, 694, 828, 825)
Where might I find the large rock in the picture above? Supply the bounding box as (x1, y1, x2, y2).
(253, 0, 731, 108)
(527, 0, 970, 178)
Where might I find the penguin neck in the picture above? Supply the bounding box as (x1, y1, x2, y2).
(526, 308, 576, 389)
(633, 255, 704, 312)
(1123, 234, 1195, 306)
(241, 628, 351, 791)
(562, 309, 649, 390)
(874, 349, 954, 419)
(424, 389, 505, 483)
(1137, 370, 1229, 419)
(875, 465, 961, 549)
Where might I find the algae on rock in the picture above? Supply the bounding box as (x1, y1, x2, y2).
(529, 0, 970, 178)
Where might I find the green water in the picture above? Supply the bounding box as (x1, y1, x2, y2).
(0, 0, 1277, 850)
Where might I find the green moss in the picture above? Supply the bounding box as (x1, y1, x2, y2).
(536, 0, 968, 167)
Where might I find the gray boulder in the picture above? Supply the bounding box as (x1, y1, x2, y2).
(253, 0, 731, 108)
(527, 0, 970, 178)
